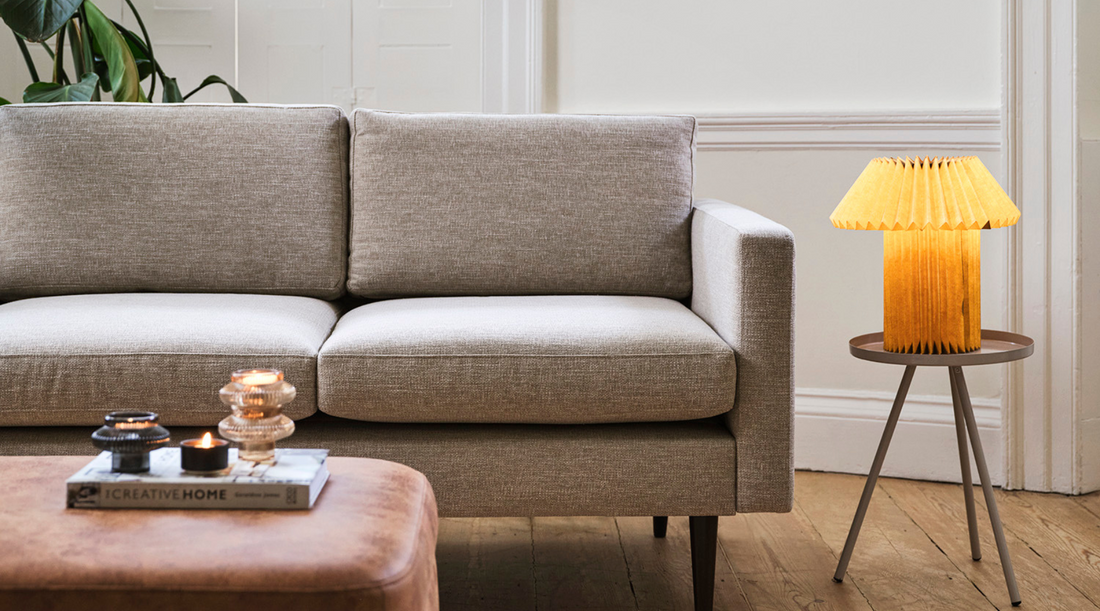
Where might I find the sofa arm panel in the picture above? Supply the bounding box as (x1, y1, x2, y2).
(691, 199, 794, 513)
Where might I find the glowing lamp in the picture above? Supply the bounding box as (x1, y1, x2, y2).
(830, 156, 1020, 354)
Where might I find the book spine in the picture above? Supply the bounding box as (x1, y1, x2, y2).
(67, 481, 311, 510)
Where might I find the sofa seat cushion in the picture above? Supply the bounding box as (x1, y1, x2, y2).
(318, 296, 736, 424)
(0, 294, 339, 426)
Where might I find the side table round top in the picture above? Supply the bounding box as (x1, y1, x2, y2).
(849, 330, 1034, 366)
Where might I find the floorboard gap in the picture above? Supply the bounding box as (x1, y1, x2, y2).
(715, 528, 757, 611)
(998, 517, 1100, 609)
(792, 496, 876, 610)
(879, 484, 1000, 609)
(1073, 497, 1100, 522)
(613, 518, 641, 611)
(529, 517, 540, 611)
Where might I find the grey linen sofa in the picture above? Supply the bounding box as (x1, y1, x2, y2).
(0, 103, 794, 610)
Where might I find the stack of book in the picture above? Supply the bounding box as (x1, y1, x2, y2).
(66, 448, 329, 510)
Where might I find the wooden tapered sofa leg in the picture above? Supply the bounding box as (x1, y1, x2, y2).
(689, 516, 719, 611)
(653, 516, 668, 538)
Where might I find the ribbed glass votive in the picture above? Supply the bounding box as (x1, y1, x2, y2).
(217, 369, 296, 463)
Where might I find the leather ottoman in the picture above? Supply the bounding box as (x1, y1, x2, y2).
(0, 456, 439, 610)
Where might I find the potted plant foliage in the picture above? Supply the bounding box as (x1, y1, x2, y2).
(0, 0, 245, 105)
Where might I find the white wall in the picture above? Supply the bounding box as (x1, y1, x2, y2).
(549, 0, 1006, 482)
(549, 0, 1002, 114)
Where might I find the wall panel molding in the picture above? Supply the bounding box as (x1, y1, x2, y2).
(482, 0, 542, 113)
(1001, 0, 1088, 493)
(695, 110, 1001, 151)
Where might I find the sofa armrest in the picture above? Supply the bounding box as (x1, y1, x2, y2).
(691, 199, 794, 513)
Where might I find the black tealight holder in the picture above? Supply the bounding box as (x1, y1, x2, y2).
(180, 434, 230, 474)
(91, 411, 171, 473)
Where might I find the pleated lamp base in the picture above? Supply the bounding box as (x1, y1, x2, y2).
(883, 229, 981, 354)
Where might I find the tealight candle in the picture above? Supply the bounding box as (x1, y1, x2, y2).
(180, 432, 229, 474)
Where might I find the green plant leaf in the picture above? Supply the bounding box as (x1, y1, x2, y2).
(91, 50, 109, 91)
(76, 4, 94, 95)
(120, 0, 154, 99)
(14, 32, 41, 82)
(67, 19, 83, 76)
(50, 20, 65, 83)
(161, 75, 183, 103)
(0, 97, 11, 105)
(22, 72, 98, 102)
(0, 0, 83, 42)
(182, 75, 247, 103)
(110, 20, 153, 81)
(83, 0, 145, 102)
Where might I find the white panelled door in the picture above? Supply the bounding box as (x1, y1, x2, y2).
(0, 0, 539, 111)
(351, 0, 483, 112)
(122, 0, 236, 103)
(237, 0, 353, 108)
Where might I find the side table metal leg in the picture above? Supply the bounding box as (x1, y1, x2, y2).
(833, 364, 916, 583)
(950, 369, 982, 561)
(951, 366, 1021, 606)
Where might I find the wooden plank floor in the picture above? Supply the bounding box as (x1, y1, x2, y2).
(437, 471, 1100, 610)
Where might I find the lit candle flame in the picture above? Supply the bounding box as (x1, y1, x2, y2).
(200, 432, 213, 449)
(234, 369, 283, 387)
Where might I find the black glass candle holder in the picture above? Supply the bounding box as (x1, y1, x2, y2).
(91, 411, 171, 473)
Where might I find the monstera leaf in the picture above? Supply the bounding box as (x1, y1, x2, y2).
(23, 72, 98, 102)
(0, 0, 82, 42)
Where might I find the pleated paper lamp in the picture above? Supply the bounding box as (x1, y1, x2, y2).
(830, 157, 1020, 354)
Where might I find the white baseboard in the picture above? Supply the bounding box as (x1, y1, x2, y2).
(795, 387, 1003, 485)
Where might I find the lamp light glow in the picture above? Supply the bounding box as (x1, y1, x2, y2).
(830, 156, 1020, 354)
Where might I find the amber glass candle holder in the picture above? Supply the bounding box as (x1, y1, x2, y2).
(218, 369, 296, 463)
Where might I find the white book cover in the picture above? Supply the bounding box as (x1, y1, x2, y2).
(66, 448, 329, 510)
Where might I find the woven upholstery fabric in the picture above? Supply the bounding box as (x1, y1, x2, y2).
(348, 110, 696, 298)
(0, 293, 339, 426)
(691, 199, 795, 514)
(0, 416, 738, 517)
(0, 103, 349, 299)
(318, 295, 736, 424)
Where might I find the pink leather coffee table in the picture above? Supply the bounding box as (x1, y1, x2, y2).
(0, 456, 439, 611)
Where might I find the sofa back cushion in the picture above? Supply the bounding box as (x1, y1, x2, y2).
(348, 110, 696, 298)
(0, 103, 349, 299)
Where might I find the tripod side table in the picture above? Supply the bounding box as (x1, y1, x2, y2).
(832, 329, 1034, 607)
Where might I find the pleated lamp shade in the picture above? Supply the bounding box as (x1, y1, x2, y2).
(830, 156, 1020, 354)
